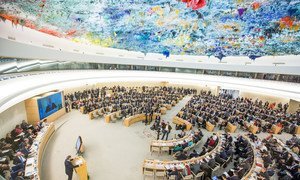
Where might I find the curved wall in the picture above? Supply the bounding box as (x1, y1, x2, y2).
(1, 70, 300, 138)
(0, 101, 26, 137)
(0, 70, 300, 115)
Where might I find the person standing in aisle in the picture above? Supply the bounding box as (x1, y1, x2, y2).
(156, 126, 161, 140)
(144, 112, 148, 126)
(161, 122, 172, 140)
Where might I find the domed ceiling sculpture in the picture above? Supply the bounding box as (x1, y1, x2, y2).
(0, 0, 299, 58)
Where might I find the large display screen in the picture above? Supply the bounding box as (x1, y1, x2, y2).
(38, 92, 63, 120)
(75, 136, 82, 153)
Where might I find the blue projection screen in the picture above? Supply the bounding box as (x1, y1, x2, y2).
(38, 92, 63, 120)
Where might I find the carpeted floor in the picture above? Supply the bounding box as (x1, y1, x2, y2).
(41, 96, 293, 180)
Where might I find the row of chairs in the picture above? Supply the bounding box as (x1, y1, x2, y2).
(143, 168, 205, 180)
(177, 154, 233, 180)
(151, 146, 169, 155)
(151, 140, 201, 156)
(109, 111, 123, 123)
(90, 108, 107, 119)
(176, 171, 205, 180)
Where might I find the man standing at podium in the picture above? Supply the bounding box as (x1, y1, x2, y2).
(64, 155, 78, 180)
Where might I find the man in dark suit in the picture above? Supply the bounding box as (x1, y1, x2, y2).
(208, 157, 217, 169)
(149, 110, 154, 123)
(175, 151, 188, 160)
(13, 152, 26, 165)
(229, 171, 239, 180)
(215, 153, 225, 165)
(262, 152, 272, 168)
(64, 155, 78, 180)
(189, 150, 199, 158)
(144, 112, 148, 125)
(200, 162, 212, 178)
(226, 147, 234, 157)
(156, 126, 161, 140)
(161, 122, 172, 140)
(190, 162, 201, 174)
(168, 167, 180, 180)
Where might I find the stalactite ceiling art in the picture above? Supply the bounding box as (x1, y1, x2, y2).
(0, 0, 299, 58)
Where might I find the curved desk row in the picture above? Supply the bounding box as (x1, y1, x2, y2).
(296, 126, 300, 134)
(105, 110, 122, 123)
(172, 116, 192, 131)
(273, 136, 300, 162)
(271, 125, 282, 134)
(220, 135, 257, 180)
(88, 107, 108, 120)
(87, 104, 171, 121)
(24, 123, 55, 179)
(225, 122, 237, 133)
(143, 134, 224, 173)
(162, 104, 172, 110)
(240, 136, 259, 180)
(150, 134, 194, 153)
(160, 107, 167, 115)
(123, 113, 160, 127)
(206, 121, 215, 132)
(244, 122, 259, 134)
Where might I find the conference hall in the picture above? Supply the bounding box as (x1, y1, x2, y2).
(0, 1, 299, 180)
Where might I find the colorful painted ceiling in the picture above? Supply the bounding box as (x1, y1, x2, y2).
(1, 0, 300, 58)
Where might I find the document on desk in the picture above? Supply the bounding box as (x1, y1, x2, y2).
(25, 166, 34, 177)
(26, 157, 35, 165)
(2, 149, 9, 153)
(73, 158, 83, 166)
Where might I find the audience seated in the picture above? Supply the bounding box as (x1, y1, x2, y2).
(167, 167, 180, 180)
(175, 151, 188, 160)
(0, 120, 45, 179)
(176, 90, 299, 135)
(177, 130, 186, 139)
(189, 150, 199, 159)
(265, 135, 300, 179)
(65, 86, 197, 118)
(2, 86, 299, 179)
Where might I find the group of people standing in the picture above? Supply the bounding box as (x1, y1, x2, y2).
(149, 115, 173, 140)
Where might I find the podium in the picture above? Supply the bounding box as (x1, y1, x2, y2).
(72, 156, 88, 180)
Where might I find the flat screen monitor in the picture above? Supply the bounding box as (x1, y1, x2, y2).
(75, 136, 82, 153)
(37, 92, 63, 120)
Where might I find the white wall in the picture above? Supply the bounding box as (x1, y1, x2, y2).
(0, 70, 300, 114)
(0, 101, 26, 138)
